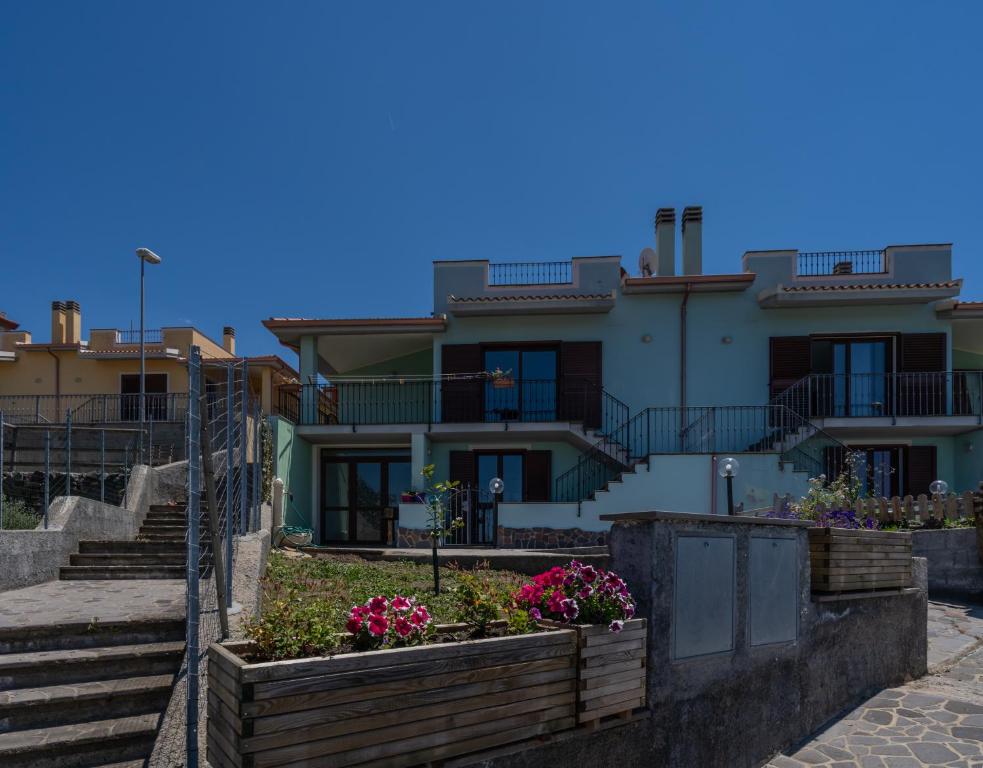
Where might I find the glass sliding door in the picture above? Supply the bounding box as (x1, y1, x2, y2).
(832, 340, 888, 416)
(483, 347, 558, 422)
(320, 454, 411, 544)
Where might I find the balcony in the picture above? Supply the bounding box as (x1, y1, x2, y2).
(116, 329, 164, 344)
(0, 393, 189, 425)
(774, 372, 983, 426)
(283, 377, 628, 435)
(487, 261, 572, 286)
(796, 250, 886, 277)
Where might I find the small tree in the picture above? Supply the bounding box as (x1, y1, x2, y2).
(419, 464, 463, 594)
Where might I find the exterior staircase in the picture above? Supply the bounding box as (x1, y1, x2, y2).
(0, 501, 201, 766)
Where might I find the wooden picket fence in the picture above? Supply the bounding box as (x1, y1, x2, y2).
(753, 491, 981, 526)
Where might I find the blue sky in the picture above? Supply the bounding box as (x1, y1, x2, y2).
(2, 1, 981, 363)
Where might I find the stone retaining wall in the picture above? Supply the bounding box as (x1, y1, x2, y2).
(912, 527, 983, 597)
(397, 525, 607, 549)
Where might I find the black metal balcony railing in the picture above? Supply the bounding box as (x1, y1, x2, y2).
(0, 393, 190, 425)
(488, 261, 572, 286)
(554, 405, 849, 503)
(291, 377, 629, 435)
(116, 329, 164, 344)
(796, 250, 886, 277)
(773, 371, 983, 420)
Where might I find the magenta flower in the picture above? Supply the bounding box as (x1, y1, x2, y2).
(394, 616, 413, 638)
(561, 598, 580, 621)
(345, 616, 363, 634)
(410, 606, 431, 627)
(529, 607, 542, 620)
(368, 596, 388, 614)
(546, 589, 566, 614)
(367, 613, 389, 637)
(609, 620, 624, 633)
(580, 565, 598, 584)
(391, 595, 412, 612)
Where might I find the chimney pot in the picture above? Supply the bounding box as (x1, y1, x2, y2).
(64, 300, 81, 345)
(654, 208, 676, 277)
(681, 206, 703, 275)
(223, 326, 236, 355)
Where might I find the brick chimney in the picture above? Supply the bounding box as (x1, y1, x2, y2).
(681, 206, 703, 275)
(223, 326, 236, 355)
(64, 300, 81, 344)
(51, 301, 66, 344)
(655, 208, 676, 276)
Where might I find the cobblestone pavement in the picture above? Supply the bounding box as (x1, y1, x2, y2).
(0, 578, 185, 629)
(767, 601, 983, 768)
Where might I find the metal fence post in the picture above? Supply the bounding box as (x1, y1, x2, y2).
(186, 345, 202, 768)
(252, 402, 260, 532)
(225, 364, 234, 609)
(100, 429, 106, 503)
(149, 416, 154, 467)
(240, 360, 248, 535)
(43, 430, 50, 529)
(0, 410, 4, 529)
(65, 409, 72, 495)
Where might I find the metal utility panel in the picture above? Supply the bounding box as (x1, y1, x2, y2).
(673, 534, 736, 660)
(749, 536, 798, 646)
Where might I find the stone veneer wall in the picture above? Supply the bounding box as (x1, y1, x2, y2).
(397, 525, 607, 549)
(912, 527, 983, 597)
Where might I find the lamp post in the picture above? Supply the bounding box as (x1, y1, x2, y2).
(717, 456, 740, 516)
(489, 477, 504, 546)
(135, 248, 162, 465)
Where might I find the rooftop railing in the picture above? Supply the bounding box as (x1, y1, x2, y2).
(796, 250, 886, 277)
(488, 261, 572, 286)
(116, 328, 164, 344)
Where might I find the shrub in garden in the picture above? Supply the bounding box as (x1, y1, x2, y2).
(242, 590, 339, 661)
(452, 572, 503, 637)
(346, 594, 433, 651)
(0, 495, 39, 530)
(511, 561, 636, 633)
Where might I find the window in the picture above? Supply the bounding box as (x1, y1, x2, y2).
(119, 373, 168, 421)
(448, 448, 553, 502)
(483, 347, 558, 422)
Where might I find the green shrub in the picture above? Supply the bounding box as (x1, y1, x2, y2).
(451, 572, 503, 637)
(242, 588, 340, 661)
(0, 496, 40, 530)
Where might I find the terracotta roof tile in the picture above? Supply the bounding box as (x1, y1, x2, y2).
(783, 281, 960, 293)
(448, 293, 612, 303)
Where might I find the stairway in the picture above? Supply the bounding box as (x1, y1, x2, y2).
(0, 600, 185, 768)
(60, 505, 191, 581)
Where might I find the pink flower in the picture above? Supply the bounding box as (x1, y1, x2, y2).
(394, 617, 413, 637)
(624, 603, 636, 619)
(410, 606, 430, 627)
(345, 616, 363, 634)
(609, 620, 624, 633)
(391, 595, 412, 612)
(350, 605, 370, 619)
(529, 607, 542, 620)
(535, 567, 566, 588)
(577, 586, 594, 600)
(546, 589, 566, 615)
(367, 613, 389, 637)
(516, 583, 544, 607)
(368, 596, 388, 614)
(579, 565, 598, 584)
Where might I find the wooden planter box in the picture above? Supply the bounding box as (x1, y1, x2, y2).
(809, 528, 913, 593)
(207, 628, 578, 768)
(545, 618, 647, 725)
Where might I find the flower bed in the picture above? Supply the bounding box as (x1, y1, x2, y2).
(206, 626, 578, 768)
(809, 527, 913, 592)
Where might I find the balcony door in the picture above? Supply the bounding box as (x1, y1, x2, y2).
(120, 373, 168, 421)
(483, 347, 558, 422)
(831, 340, 889, 416)
(321, 455, 411, 544)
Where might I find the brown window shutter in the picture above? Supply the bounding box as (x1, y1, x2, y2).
(559, 342, 602, 428)
(769, 337, 811, 397)
(441, 344, 483, 422)
(905, 446, 937, 496)
(900, 333, 946, 372)
(449, 450, 475, 490)
(523, 450, 552, 502)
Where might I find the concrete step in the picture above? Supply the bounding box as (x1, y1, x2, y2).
(135, 533, 186, 542)
(0, 619, 185, 655)
(69, 554, 186, 567)
(78, 540, 184, 555)
(148, 504, 186, 513)
(138, 522, 188, 531)
(0, 641, 185, 690)
(143, 510, 186, 520)
(0, 673, 174, 733)
(59, 566, 185, 581)
(0, 712, 159, 768)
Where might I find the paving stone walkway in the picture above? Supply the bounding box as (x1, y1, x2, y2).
(767, 600, 983, 768)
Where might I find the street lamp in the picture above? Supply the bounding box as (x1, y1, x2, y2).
(135, 248, 162, 464)
(717, 456, 740, 516)
(488, 477, 504, 546)
(929, 479, 949, 497)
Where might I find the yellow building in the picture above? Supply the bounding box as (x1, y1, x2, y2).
(0, 300, 297, 423)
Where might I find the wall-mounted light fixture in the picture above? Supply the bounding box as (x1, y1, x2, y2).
(721, 336, 733, 345)
(641, 334, 652, 344)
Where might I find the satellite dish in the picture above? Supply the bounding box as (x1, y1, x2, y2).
(639, 247, 657, 277)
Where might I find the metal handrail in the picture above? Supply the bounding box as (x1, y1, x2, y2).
(796, 250, 885, 276)
(488, 261, 572, 286)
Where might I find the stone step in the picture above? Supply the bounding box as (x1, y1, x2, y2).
(0, 641, 185, 690)
(148, 504, 186, 513)
(69, 554, 186, 567)
(143, 511, 187, 521)
(0, 713, 159, 768)
(138, 522, 189, 531)
(78, 540, 185, 555)
(0, 619, 185, 655)
(90, 761, 150, 768)
(0, 673, 174, 733)
(136, 533, 186, 542)
(59, 566, 186, 581)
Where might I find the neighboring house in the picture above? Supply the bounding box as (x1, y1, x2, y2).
(264, 206, 983, 548)
(0, 300, 298, 425)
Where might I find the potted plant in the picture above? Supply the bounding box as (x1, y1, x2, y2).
(488, 367, 514, 389)
(209, 593, 579, 768)
(511, 561, 646, 726)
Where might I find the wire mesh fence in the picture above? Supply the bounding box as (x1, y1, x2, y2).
(151, 348, 267, 768)
(0, 413, 150, 529)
